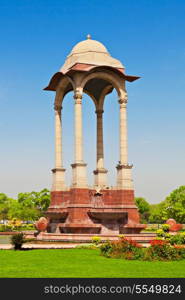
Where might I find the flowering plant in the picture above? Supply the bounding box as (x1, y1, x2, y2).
(91, 236, 101, 245)
(161, 224, 170, 232)
(150, 239, 168, 246)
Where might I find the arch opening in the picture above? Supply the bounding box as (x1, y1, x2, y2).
(60, 90, 97, 187)
(81, 68, 125, 103)
(103, 89, 119, 187)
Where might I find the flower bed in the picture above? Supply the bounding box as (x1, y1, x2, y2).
(100, 237, 185, 261)
(100, 238, 144, 260)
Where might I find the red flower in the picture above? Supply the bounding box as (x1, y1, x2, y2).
(129, 240, 141, 248)
(174, 245, 185, 249)
(150, 239, 167, 246)
(125, 251, 134, 260)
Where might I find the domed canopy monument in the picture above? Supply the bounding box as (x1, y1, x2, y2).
(43, 35, 145, 239)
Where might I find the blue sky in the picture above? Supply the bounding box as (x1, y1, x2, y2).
(0, 0, 185, 203)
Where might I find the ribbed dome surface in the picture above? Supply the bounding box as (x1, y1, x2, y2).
(60, 36, 124, 72)
(69, 39, 109, 55)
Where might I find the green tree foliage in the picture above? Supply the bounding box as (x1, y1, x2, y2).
(135, 197, 150, 223)
(149, 203, 164, 224)
(0, 189, 50, 221)
(135, 197, 150, 214)
(0, 193, 8, 204)
(7, 199, 40, 221)
(160, 186, 185, 223)
(17, 189, 50, 213)
(149, 186, 185, 224)
(0, 193, 10, 220)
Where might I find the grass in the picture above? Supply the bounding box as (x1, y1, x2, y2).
(0, 249, 185, 278)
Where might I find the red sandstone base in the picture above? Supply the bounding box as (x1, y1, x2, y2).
(45, 188, 146, 235)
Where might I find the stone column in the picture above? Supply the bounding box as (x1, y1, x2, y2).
(93, 109, 107, 187)
(71, 91, 87, 187)
(52, 105, 66, 191)
(116, 94, 133, 189)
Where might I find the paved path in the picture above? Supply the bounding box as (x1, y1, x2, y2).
(0, 245, 13, 250)
(0, 243, 83, 250)
(0, 242, 150, 249)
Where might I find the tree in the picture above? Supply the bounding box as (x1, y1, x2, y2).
(0, 189, 50, 222)
(0, 193, 8, 204)
(135, 197, 150, 223)
(135, 197, 150, 214)
(7, 199, 40, 221)
(148, 203, 164, 224)
(32, 189, 50, 212)
(160, 186, 185, 223)
(17, 189, 50, 214)
(0, 193, 14, 220)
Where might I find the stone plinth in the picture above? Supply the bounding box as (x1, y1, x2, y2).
(45, 188, 146, 236)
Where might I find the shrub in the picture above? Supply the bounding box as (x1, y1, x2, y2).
(124, 251, 134, 260)
(11, 233, 25, 250)
(100, 240, 113, 257)
(163, 233, 171, 241)
(100, 236, 185, 261)
(143, 226, 157, 232)
(8, 219, 22, 229)
(118, 234, 125, 239)
(150, 239, 168, 246)
(155, 229, 185, 246)
(131, 246, 144, 260)
(75, 244, 98, 250)
(20, 224, 35, 231)
(161, 224, 170, 232)
(156, 229, 165, 237)
(26, 224, 34, 229)
(0, 223, 35, 232)
(145, 241, 180, 261)
(181, 232, 185, 241)
(100, 238, 143, 260)
(170, 233, 185, 245)
(156, 229, 172, 240)
(174, 246, 185, 259)
(91, 236, 101, 245)
(0, 224, 12, 232)
(152, 237, 164, 241)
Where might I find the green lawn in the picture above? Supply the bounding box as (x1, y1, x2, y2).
(0, 249, 185, 278)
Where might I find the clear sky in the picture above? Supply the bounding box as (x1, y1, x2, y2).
(0, 0, 185, 204)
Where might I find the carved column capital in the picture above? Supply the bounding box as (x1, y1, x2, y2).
(118, 94, 128, 107)
(116, 163, 133, 170)
(95, 109, 104, 117)
(54, 104, 62, 112)
(73, 91, 83, 104)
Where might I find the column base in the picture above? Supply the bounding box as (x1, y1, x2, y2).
(44, 187, 146, 235)
(71, 162, 88, 188)
(93, 168, 108, 188)
(51, 167, 66, 191)
(116, 163, 134, 190)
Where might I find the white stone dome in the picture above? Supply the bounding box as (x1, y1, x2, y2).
(60, 35, 124, 73)
(69, 38, 109, 55)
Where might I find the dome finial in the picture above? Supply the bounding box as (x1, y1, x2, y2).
(86, 34, 91, 40)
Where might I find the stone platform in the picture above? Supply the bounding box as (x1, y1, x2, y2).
(46, 188, 146, 235)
